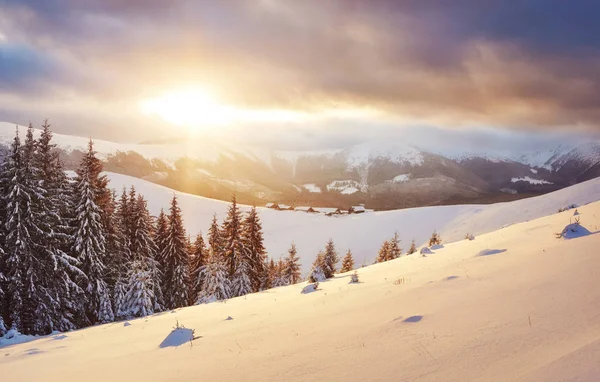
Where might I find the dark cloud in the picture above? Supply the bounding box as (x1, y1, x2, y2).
(0, 0, 599, 141)
(0, 44, 60, 91)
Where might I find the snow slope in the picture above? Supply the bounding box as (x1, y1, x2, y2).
(104, 172, 600, 271)
(2, 199, 599, 381)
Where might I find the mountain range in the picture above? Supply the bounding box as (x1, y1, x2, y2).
(1, 122, 599, 210)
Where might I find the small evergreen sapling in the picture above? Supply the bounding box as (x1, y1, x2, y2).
(429, 230, 442, 247)
(407, 240, 417, 255)
(340, 250, 355, 273)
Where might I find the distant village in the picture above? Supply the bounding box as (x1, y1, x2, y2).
(264, 203, 370, 216)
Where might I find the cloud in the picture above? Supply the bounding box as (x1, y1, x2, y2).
(0, 0, 599, 143)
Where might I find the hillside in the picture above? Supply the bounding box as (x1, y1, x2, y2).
(105, 172, 600, 272)
(1, 195, 599, 381)
(2, 122, 600, 210)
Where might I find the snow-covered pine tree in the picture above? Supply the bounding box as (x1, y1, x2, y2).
(283, 243, 302, 285)
(196, 248, 231, 304)
(221, 195, 246, 278)
(158, 195, 189, 309)
(72, 139, 114, 324)
(0, 266, 6, 336)
(208, 213, 224, 259)
(1, 125, 76, 334)
(376, 240, 391, 263)
(340, 249, 355, 273)
(264, 258, 277, 290)
(242, 206, 267, 292)
(189, 233, 208, 304)
(308, 252, 326, 283)
(272, 258, 289, 287)
(112, 188, 133, 318)
(120, 260, 155, 318)
(429, 230, 442, 247)
(232, 256, 253, 297)
(322, 239, 339, 279)
(131, 194, 163, 311)
(33, 121, 87, 331)
(407, 240, 417, 255)
(388, 232, 402, 259)
(153, 209, 168, 259)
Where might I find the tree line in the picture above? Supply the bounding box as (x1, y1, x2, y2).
(0, 122, 360, 337)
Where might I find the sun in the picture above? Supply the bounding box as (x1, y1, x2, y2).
(139, 88, 234, 129)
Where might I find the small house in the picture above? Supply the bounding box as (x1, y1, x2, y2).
(348, 205, 366, 214)
(265, 203, 279, 209)
(319, 207, 342, 216)
(295, 206, 318, 213)
(278, 204, 293, 211)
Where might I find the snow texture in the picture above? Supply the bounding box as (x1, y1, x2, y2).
(2, 199, 600, 381)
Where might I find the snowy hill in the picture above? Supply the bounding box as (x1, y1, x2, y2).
(104, 172, 600, 272)
(2, 195, 599, 381)
(2, 122, 600, 210)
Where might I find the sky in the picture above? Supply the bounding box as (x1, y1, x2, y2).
(1, 0, 599, 148)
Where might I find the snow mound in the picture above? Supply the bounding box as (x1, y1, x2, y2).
(476, 249, 507, 257)
(159, 326, 196, 348)
(556, 223, 594, 240)
(420, 247, 433, 255)
(301, 283, 319, 294)
(0, 329, 37, 348)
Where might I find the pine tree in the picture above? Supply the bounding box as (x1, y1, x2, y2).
(308, 252, 326, 283)
(407, 240, 417, 255)
(388, 232, 402, 259)
(153, 209, 168, 259)
(72, 139, 114, 324)
(264, 258, 276, 290)
(429, 230, 442, 247)
(208, 213, 224, 259)
(283, 243, 302, 285)
(196, 249, 231, 304)
(1, 125, 84, 334)
(221, 195, 246, 277)
(131, 195, 163, 311)
(120, 260, 156, 318)
(232, 258, 253, 297)
(272, 258, 289, 287)
(0, 265, 6, 336)
(189, 233, 208, 304)
(242, 206, 267, 292)
(322, 239, 339, 279)
(158, 195, 189, 309)
(376, 240, 391, 263)
(34, 121, 86, 331)
(340, 250, 355, 273)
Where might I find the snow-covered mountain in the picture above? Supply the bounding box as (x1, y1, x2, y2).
(2, 179, 600, 381)
(1, 122, 599, 210)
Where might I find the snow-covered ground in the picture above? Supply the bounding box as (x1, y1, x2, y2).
(326, 180, 364, 194)
(511, 176, 553, 185)
(2, 196, 599, 381)
(105, 172, 600, 271)
(302, 183, 322, 193)
(388, 173, 411, 183)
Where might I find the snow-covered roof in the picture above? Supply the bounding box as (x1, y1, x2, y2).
(318, 207, 341, 214)
(350, 206, 366, 212)
(278, 204, 291, 209)
(294, 206, 315, 212)
(265, 203, 277, 208)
